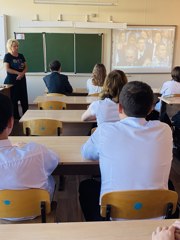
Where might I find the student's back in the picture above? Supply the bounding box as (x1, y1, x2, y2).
(80, 81, 173, 221)
(89, 118, 172, 198)
(0, 93, 59, 221)
(86, 63, 106, 95)
(82, 70, 128, 125)
(43, 60, 73, 95)
(43, 71, 72, 94)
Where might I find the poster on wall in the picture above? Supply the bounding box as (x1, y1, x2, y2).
(111, 26, 176, 73)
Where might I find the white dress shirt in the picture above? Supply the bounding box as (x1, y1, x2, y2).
(155, 80, 180, 111)
(0, 139, 59, 220)
(88, 98, 120, 125)
(81, 117, 172, 202)
(86, 78, 102, 95)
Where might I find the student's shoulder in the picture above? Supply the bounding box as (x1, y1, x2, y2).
(60, 73, 68, 79)
(148, 120, 172, 132)
(162, 80, 173, 87)
(21, 141, 48, 153)
(97, 121, 120, 132)
(43, 74, 51, 81)
(87, 78, 92, 84)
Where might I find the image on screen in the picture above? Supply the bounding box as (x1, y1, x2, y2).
(111, 26, 176, 73)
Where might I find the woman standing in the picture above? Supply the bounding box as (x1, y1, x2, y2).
(4, 39, 28, 119)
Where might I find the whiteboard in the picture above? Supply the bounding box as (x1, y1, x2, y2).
(0, 15, 7, 60)
(111, 26, 176, 73)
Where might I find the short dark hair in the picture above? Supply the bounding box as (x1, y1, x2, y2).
(49, 60, 61, 71)
(119, 81, 154, 117)
(171, 66, 180, 82)
(0, 93, 13, 134)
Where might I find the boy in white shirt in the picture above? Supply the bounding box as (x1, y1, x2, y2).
(0, 93, 59, 221)
(79, 81, 173, 221)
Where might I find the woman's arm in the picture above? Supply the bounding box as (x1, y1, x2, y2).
(16, 62, 28, 80)
(4, 61, 28, 80)
(4, 62, 19, 75)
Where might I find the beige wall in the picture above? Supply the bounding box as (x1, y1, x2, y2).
(0, 0, 180, 103)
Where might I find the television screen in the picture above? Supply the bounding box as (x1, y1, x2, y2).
(111, 26, 176, 73)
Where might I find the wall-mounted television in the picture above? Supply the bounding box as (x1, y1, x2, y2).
(111, 26, 176, 73)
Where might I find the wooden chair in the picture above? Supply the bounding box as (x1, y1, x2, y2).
(88, 93, 100, 96)
(46, 93, 65, 97)
(23, 119, 62, 136)
(101, 189, 178, 220)
(91, 127, 97, 134)
(0, 189, 57, 223)
(38, 101, 66, 110)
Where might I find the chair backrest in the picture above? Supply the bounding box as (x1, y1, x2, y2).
(0, 189, 50, 222)
(46, 93, 65, 97)
(38, 101, 66, 110)
(23, 119, 62, 136)
(88, 93, 100, 96)
(91, 127, 97, 135)
(101, 189, 178, 220)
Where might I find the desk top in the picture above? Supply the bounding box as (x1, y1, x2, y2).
(19, 110, 92, 123)
(159, 96, 180, 104)
(0, 219, 175, 240)
(75, 88, 88, 94)
(9, 136, 93, 165)
(0, 84, 13, 90)
(34, 95, 98, 104)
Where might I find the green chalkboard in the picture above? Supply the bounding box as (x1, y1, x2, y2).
(16, 32, 102, 73)
(18, 33, 44, 72)
(75, 34, 102, 73)
(45, 33, 74, 73)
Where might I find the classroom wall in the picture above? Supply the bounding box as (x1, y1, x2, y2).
(0, 0, 180, 103)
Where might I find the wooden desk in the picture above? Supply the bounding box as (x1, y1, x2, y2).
(20, 110, 88, 122)
(34, 95, 98, 109)
(75, 88, 88, 94)
(0, 219, 175, 240)
(9, 136, 99, 175)
(70, 88, 88, 96)
(0, 84, 13, 98)
(159, 96, 180, 117)
(159, 96, 180, 104)
(19, 110, 95, 136)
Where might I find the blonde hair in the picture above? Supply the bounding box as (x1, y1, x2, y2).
(92, 63, 106, 86)
(6, 39, 19, 52)
(100, 70, 128, 103)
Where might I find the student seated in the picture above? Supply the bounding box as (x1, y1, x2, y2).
(82, 70, 128, 126)
(155, 66, 180, 112)
(43, 60, 73, 95)
(86, 63, 106, 95)
(0, 93, 59, 221)
(79, 81, 173, 221)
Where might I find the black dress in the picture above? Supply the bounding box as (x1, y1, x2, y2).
(4, 53, 28, 119)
